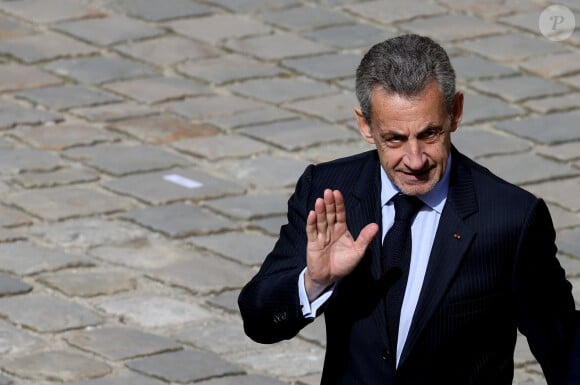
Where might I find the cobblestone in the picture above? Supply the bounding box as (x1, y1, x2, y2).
(0, 2, 576, 384)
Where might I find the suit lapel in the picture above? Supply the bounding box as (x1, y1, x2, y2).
(399, 149, 479, 366)
(344, 151, 391, 348)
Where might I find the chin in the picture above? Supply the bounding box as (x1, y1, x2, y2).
(398, 180, 438, 196)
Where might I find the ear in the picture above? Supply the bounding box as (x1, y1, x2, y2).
(449, 91, 464, 133)
(355, 107, 375, 145)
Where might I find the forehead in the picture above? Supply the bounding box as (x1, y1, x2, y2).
(369, 81, 447, 125)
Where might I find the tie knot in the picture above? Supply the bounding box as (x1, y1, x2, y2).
(392, 194, 423, 222)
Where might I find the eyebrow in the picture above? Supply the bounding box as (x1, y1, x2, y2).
(379, 123, 444, 137)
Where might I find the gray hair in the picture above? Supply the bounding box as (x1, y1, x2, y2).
(355, 34, 456, 122)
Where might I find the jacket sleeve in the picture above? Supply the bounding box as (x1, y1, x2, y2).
(513, 198, 579, 385)
(238, 164, 316, 344)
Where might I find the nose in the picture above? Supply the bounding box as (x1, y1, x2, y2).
(403, 140, 427, 170)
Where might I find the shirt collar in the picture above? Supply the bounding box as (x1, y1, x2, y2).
(380, 153, 452, 214)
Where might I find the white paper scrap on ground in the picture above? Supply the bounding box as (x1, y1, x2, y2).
(163, 174, 204, 189)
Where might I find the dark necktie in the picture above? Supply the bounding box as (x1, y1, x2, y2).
(382, 193, 423, 355)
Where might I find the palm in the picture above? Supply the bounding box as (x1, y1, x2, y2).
(305, 189, 379, 300)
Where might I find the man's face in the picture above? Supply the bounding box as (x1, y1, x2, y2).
(355, 80, 463, 196)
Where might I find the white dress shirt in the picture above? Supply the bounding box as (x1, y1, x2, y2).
(299, 155, 452, 366)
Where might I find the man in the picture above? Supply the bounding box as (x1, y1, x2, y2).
(238, 34, 578, 385)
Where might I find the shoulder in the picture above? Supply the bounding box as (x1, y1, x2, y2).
(453, 149, 541, 213)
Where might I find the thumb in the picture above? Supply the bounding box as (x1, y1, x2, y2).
(354, 223, 379, 253)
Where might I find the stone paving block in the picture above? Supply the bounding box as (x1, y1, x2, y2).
(9, 186, 135, 221)
(0, 241, 93, 276)
(282, 53, 360, 81)
(523, 94, 580, 114)
(452, 127, 531, 159)
(0, 272, 31, 297)
(127, 349, 244, 383)
(38, 269, 137, 297)
(527, 178, 580, 213)
(0, 0, 104, 23)
(27, 218, 148, 251)
(252, 216, 287, 237)
(202, 192, 288, 220)
(115, 35, 222, 67)
(171, 135, 269, 160)
(478, 153, 578, 185)
(98, 295, 213, 327)
(54, 15, 164, 46)
(536, 142, 580, 162)
(0, 148, 60, 174)
(456, 34, 567, 62)
(217, 155, 309, 189)
(120, 203, 239, 238)
(71, 102, 157, 122)
(0, 229, 26, 243)
(226, 339, 324, 378)
(494, 113, 580, 144)
(207, 107, 298, 130)
(399, 14, 507, 42)
(108, 114, 219, 144)
(89, 238, 197, 269)
(300, 141, 374, 164)
(0, 293, 103, 332)
(240, 118, 358, 151)
(205, 0, 299, 12)
(188, 232, 275, 266)
(174, 319, 257, 355)
(104, 168, 245, 204)
(44, 56, 156, 84)
(207, 290, 240, 313)
(16, 84, 122, 111)
(66, 374, 167, 385)
(344, 0, 445, 24)
(304, 24, 390, 49)
(0, 100, 62, 129)
(259, 5, 353, 31)
(548, 205, 580, 231)
(225, 32, 332, 60)
(558, 228, 580, 259)
(561, 74, 580, 89)
(12, 123, 122, 151)
(0, 319, 43, 355)
(168, 14, 271, 43)
(0, 63, 63, 92)
(452, 56, 518, 80)
(104, 76, 211, 104)
(198, 374, 290, 385)
(436, 0, 542, 17)
(0, 32, 98, 63)
(231, 77, 337, 104)
(13, 167, 100, 189)
(0, 14, 34, 39)
(559, 255, 580, 278)
(177, 54, 287, 85)
(461, 93, 523, 125)
(284, 92, 358, 123)
(0, 206, 33, 227)
(299, 317, 326, 347)
(2, 350, 111, 382)
(146, 254, 254, 294)
(166, 95, 264, 119)
(66, 326, 181, 360)
(108, 0, 214, 21)
(64, 144, 191, 176)
(519, 52, 580, 78)
(470, 76, 569, 102)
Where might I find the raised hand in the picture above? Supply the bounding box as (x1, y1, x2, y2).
(304, 189, 379, 301)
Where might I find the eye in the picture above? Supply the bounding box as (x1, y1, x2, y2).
(419, 128, 443, 143)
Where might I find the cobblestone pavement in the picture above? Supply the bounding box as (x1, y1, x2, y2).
(0, 0, 577, 384)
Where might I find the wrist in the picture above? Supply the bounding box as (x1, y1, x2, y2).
(304, 270, 332, 302)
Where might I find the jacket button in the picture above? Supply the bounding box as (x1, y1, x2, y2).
(381, 350, 392, 360)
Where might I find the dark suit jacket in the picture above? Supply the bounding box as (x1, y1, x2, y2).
(238, 148, 578, 385)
